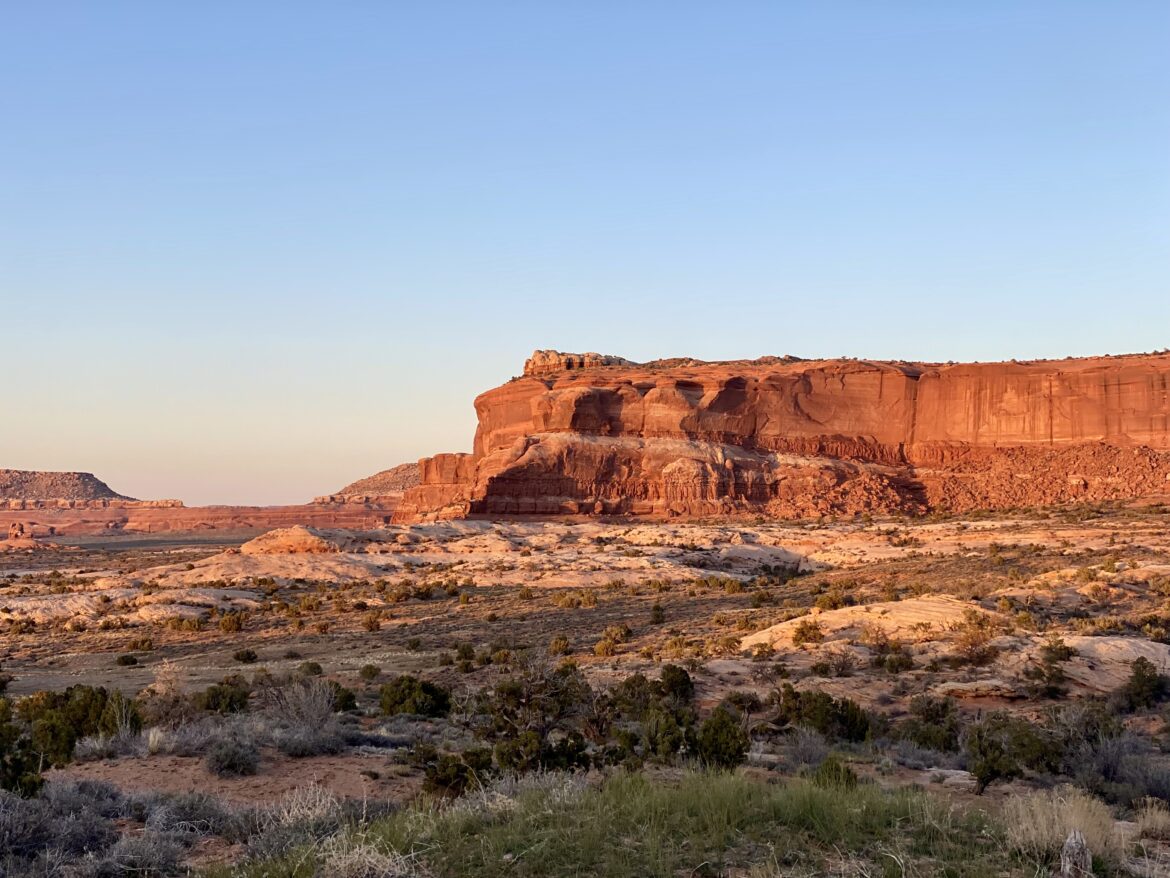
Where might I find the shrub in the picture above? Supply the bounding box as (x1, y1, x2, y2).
(329, 682, 358, 712)
(898, 696, 961, 752)
(950, 611, 1001, 666)
(774, 684, 870, 743)
(455, 643, 475, 662)
(650, 603, 666, 624)
(361, 611, 382, 632)
(194, 680, 250, 715)
(94, 832, 182, 874)
(218, 612, 246, 633)
(785, 727, 829, 768)
(1022, 634, 1076, 699)
(359, 664, 381, 681)
(115, 654, 138, 667)
(810, 754, 858, 789)
(494, 730, 590, 773)
(493, 730, 543, 773)
(205, 734, 259, 777)
(0, 700, 43, 795)
(297, 661, 324, 677)
(792, 618, 825, 647)
(644, 708, 690, 759)
(963, 711, 1057, 793)
(422, 747, 493, 796)
(723, 690, 763, 715)
(98, 690, 142, 737)
(881, 648, 914, 673)
(232, 649, 258, 664)
(658, 665, 694, 703)
(594, 639, 617, 657)
(274, 725, 345, 758)
(379, 676, 451, 717)
(696, 707, 748, 769)
(1116, 656, 1169, 711)
(547, 635, 571, 657)
(14, 685, 139, 768)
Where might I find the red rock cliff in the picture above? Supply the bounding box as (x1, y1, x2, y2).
(393, 351, 1170, 522)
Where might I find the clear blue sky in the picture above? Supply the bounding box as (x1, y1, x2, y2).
(3, 2, 1168, 505)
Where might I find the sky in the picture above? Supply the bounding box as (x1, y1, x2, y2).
(2, 2, 1168, 505)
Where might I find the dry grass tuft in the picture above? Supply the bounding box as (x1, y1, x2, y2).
(317, 834, 422, 878)
(1002, 786, 1123, 867)
(1135, 798, 1170, 841)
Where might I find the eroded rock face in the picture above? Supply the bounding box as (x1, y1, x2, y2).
(395, 350, 1170, 522)
(523, 350, 635, 376)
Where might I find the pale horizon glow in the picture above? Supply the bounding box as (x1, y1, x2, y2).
(3, 3, 1169, 505)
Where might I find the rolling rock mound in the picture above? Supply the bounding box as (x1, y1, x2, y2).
(394, 349, 1170, 522)
(313, 462, 420, 505)
(0, 469, 183, 511)
(238, 525, 345, 554)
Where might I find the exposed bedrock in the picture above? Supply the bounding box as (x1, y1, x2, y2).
(394, 351, 1170, 522)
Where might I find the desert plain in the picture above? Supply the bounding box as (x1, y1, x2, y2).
(5, 351, 1170, 877)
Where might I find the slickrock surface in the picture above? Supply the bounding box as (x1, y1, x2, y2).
(238, 525, 346, 554)
(396, 350, 1170, 522)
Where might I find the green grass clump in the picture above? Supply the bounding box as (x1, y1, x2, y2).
(207, 771, 1011, 878)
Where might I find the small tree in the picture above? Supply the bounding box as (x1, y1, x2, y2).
(380, 675, 451, 717)
(1117, 657, 1169, 711)
(0, 699, 43, 796)
(962, 711, 1056, 793)
(658, 665, 695, 703)
(696, 707, 748, 769)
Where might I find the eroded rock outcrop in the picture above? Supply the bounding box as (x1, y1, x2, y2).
(395, 350, 1170, 522)
(239, 525, 344, 555)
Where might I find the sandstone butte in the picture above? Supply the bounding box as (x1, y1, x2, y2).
(392, 349, 1170, 523)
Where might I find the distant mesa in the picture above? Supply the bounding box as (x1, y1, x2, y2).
(0, 469, 133, 502)
(0, 469, 183, 510)
(313, 462, 420, 505)
(0, 467, 397, 537)
(394, 348, 1170, 523)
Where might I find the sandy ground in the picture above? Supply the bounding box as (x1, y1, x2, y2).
(50, 750, 421, 807)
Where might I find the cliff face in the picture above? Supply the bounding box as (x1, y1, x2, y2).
(393, 351, 1170, 522)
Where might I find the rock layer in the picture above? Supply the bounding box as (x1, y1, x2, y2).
(395, 350, 1170, 522)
